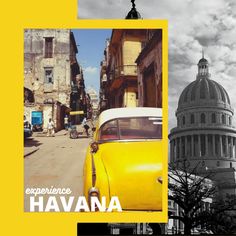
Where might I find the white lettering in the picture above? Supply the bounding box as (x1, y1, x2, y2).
(75, 196, 90, 212)
(60, 196, 74, 212)
(45, 196, 60, 212)
(90, 196, 106, 212)
(30, 196, 44, 212)
(29, 195, 122, 212)
(107, 196, 122, 212)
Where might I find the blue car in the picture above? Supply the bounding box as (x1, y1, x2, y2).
(24, 118, 33, 138)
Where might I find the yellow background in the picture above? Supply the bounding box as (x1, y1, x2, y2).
(0, 0, 168, 235)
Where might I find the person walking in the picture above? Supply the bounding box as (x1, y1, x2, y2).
(47, 118, 55, 137)
(82, 117, 90, 137)
(64, 115, 69, 130)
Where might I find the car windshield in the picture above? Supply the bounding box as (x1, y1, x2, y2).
(99, 117, 162, 141)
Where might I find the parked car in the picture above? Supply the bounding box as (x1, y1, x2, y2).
(24, 116, 33, 138)
(83, 107, 163, 211)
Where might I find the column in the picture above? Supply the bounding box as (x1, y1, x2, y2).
(180, 137, 183, 159)
(230, 136, 233, 158)
(205, 134, 209, 157)
(234, 137, 236, 159)
(191, 135, 194, 157)
(219, 135, 223, 157)
(212, 134, 216, 157)
(198, 135, 201, 158)
(225, 136, 229, 157)
(176, 138, 179, 159)
(174, 139, 177, 160)
(185, 136, 188, 157)
(171, 140, 174, 161)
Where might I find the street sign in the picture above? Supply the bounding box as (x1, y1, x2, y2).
(70, 111, 84, 115)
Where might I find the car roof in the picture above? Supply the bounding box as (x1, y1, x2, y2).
(98, 107, 162, 128)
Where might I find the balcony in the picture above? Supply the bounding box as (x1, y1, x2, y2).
(109, 65, 137, 81)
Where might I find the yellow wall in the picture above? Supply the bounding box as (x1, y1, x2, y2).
(123, 88, 137, 107)
(122, 40, 141, 75)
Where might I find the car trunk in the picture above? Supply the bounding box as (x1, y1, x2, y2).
(99, 141, 163, 211)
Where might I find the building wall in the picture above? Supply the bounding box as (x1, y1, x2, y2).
(123, 87, 137, 107)
(24, 29, 71, 107)
(136, 31, 162, 107)
(122, 40, 141, 75)
(24, 29, 77, 130)
(100, 30, 148, 110)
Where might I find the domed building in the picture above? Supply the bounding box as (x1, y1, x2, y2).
(169, 56, 236, 197)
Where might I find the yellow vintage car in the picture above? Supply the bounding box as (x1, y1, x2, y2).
(83, 107, 163, 211)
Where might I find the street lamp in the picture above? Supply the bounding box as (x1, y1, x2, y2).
(126, 0, 141, 19)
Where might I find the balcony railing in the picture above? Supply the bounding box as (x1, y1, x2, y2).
(108, 65, 137, 80)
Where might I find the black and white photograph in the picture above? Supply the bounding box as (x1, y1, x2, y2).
(77, 0, 236, 234)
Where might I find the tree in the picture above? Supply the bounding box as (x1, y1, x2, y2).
(209, 195, 236, 234)
(168, 159, 216, 235)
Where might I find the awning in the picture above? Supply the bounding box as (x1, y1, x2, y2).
(70, 110, 84, 115)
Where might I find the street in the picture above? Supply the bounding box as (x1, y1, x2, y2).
(24, 130, 90, 211)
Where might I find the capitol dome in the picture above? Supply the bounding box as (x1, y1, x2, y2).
(178, 57, 232, 112)
(169, 56, 236, 175)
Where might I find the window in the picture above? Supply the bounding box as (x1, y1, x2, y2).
(190, 114, 195, 124)
(229, 117, 232, 125)
(45, 37, 53, 58)
(200, 113, 206, 123)
(99, 117, 162, 141)
(212, 113, 216, 123)
(44, 67, 53, 83)
(182, 116, 185, 125)
(222, 114, 226, 124)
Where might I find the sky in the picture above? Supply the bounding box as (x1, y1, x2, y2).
(77, 0, 236, 130)
(72, 29, 111, 93)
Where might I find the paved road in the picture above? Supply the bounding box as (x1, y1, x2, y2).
(24, 131, 90, 211)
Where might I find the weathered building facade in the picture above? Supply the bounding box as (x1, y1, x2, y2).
(24, 29, 81, 131)
(100, 29, 162, 112)
(87, 87, 99, 117)
(100, 29, 147, 110)
(136, 30, 162, 108)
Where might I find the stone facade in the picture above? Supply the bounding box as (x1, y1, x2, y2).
(100, 29, 162, 111)
(87, 87, 99, 117)
(136, 30, 162, 108)
(99, 29, 147, 110)
(24, 29, 80, 131)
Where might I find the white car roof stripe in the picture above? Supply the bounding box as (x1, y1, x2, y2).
(98, 107, 162, 128)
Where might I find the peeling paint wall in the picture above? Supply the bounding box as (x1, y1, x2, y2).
(24, 29, 71, 107)
(24, 29, 76, 130)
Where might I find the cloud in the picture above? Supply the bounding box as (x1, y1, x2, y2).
(78, 0, 236, 127)
(84, 66, 98, 74)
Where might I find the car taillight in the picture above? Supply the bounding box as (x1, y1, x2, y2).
(90, 142, 99, 153)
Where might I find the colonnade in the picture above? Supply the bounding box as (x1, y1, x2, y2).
(170, 134, 236, 161)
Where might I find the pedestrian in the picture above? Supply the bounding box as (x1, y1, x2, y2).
(82, 117, 90, 137)
(47, 118, 55, 137)
(64, 115, 69, 130)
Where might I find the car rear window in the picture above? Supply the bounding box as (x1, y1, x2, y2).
(99, 117, 162, 141)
